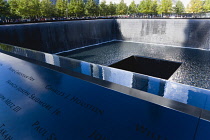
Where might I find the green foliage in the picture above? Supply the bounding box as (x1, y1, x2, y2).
(68, 0, 84, 17)
(74, 0, 85, 17)
(18, 0, 31, 18)
(4, 0, 208, 19)
(68, 0, 77, 16)
(174, 0, 185, 14)
(116, 0, 127, 15)
(85, 0, 99, 16)
(40, 0, 56, 17)
(8, 0, 19, 17)
(0, 0, 10, 17)
(99, 1, 108, 16)
(138, 1, 143, 13)
(158, 0, 173, 14)
(56, 0, 68, 17)
(151, 0, 158, 14)
(138, 0, 155, 14)
(28, 0, 41, 18)
(17, 0, 41, 18)
(188, 0, 203, 13)
(128, 1, 138, 14)
(108, 2, 116, 16)
(203, 0, 210, 12)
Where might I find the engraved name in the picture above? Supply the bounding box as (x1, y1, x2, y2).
(0, 124, 13, 140)
(136, 124, 168, 140)
(66, 96, 104, 115)
(0, 93, 22, 113)
(88, 130, 110, 140)
(32, 121, 57, 140)
(45, 85, 104, 115)
(45, 85, 69, 97)
(7, 80, 53, 112)
(8, 67, 35, 81)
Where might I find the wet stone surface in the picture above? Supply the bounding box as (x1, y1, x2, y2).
(60, 41, 210, 90)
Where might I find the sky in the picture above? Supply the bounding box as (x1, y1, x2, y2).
(103, 0, 191, 7)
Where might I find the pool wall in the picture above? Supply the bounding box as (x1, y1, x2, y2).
(116, 19, 210, 50)
(2, 21, 210, 139)
(1, 19, 210, 53)
(0, 19, 116, 53)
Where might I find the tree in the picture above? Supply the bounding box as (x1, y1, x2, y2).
(68, 0, 77, 16)
(18, 0, 31, 18)
(138, 0, 143, 13)
(138, 0, 154, 14)
(68, 0, 84, 17)
(116, 0, 127, 15)
(174, 0, 185, 14)
(56, 0, 68, 17)
(128, 1, 138, 14)
(40, 0, 56, 17)
(8, 0, 19, 17)
(74, 0, 85, 17)
(186, 4, 191, 13)
(203, 0, 210, 12)
(158, 0, 173, 14)
(99, 1, 108, 16)
(85, 0, 99, 16)
(0, 0, 10, 18)
(187, 0, 203, 13)
(17, 0, 41, 18)
(151, 0, 158, 14)
(28, 0, 40, 18)
(108, 2, 116, 16)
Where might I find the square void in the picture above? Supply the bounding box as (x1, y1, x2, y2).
(109, 56, 182, 80)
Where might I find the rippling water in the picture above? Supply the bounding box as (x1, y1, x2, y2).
(1, 41, 210, 110)
(60, 41, 210, 90)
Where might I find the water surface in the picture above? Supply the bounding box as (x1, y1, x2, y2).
(60, 41, 210, 90)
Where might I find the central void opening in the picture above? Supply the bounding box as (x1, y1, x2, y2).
(109, 56, 182, 80)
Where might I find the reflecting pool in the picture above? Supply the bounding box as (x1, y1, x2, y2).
(59, 41, 210, 90)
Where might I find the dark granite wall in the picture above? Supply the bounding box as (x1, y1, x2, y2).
(0, 19, 116, 53)
(116, 19, 210, 50)
(1, 19, 210, 53)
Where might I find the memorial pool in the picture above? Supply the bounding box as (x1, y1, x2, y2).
(59, 41, 210, 90)
(1, 19, 210, 139)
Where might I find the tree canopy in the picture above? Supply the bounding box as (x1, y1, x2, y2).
(139, 0, 153, 13)
(74, 0, 85, 17)
(68, 0, 84, 17)
(108, 2, 117, 16)
(99, 1, 108, 16)
(85, 0, 98, 16)
(116, 0, 127, 15)
(8, 0, 19, 17)
(0, 0, 10, 17)
(1, 0, 210, 21)
(56, 0, 68, 17)
(158, 0, 173, 14)
(187, 0, 203, 13)
(128, 1, 138, 14)
(40, 0, 56, 17)
(174, 0, 185, 14)
(203, 0, 210, 12)
(138, 0, 158, 14)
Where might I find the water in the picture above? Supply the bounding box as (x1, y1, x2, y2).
(0, 20, 115, 53)
(59, 41, 210, 90)
(57, 41, 210, 110)
(1, 41, 210, 110)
